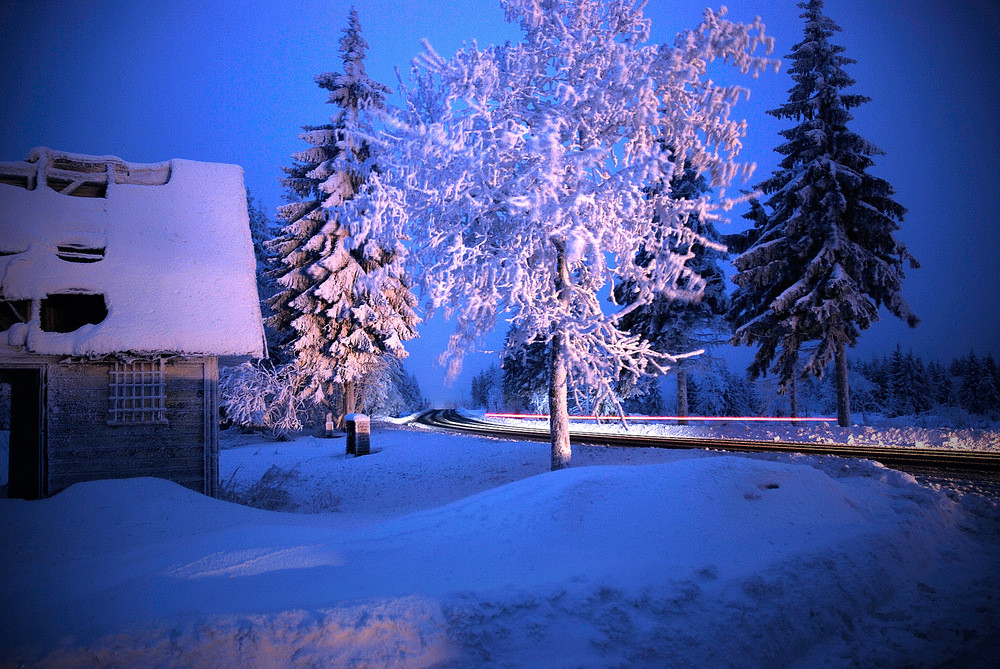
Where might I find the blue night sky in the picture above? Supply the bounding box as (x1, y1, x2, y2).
(2, 0, 998, 404)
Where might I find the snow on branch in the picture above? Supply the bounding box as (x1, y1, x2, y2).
(381, 0, 773, 399)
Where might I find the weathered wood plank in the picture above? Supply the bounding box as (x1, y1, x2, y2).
(3, 354, 218, 497)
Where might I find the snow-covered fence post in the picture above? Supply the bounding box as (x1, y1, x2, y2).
(345, 413, 370, 456)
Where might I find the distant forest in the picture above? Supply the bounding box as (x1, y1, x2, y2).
(469, 347, 1000, 424)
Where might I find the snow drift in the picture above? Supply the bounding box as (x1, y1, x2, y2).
(1, 446, 986, 667)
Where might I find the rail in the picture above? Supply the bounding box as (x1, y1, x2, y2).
(415, 409, 1000, 473)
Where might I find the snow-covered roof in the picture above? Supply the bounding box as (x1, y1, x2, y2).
(0, 147, 265, 357)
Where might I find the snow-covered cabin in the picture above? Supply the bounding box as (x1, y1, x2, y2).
(0, 148, 265, 499)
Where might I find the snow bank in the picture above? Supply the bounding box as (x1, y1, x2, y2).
(2, 428, 995, 667)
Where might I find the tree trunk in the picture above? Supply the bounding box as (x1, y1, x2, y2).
(549, 243, 572, 471)
(835, 340, 851, 427)
(342, 379, 357, 427)
(790, 371, 799, 426)
(676, 368, 688, 426)
(549, 331, 571, 470)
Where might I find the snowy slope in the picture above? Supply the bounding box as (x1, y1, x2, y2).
(1, 426, 997, 667)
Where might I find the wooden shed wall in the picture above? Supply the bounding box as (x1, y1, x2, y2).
(45, 357, 219, 496)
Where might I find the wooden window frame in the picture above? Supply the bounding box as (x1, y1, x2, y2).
(108, 358, 168, 425)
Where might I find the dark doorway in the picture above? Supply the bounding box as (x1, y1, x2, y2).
(0, 368, 44, 499)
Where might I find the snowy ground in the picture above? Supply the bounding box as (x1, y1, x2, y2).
(1, 422, 998, 667)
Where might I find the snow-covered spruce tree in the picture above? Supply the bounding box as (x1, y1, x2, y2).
(926, 360, 952, 408)
(728, 0, 917, 427)
(269, 8, 419, 424)
(727, 195, 806, 416)
(394, 0, 773, 468)
(247, 189, 275, 293)
(360, 357, 427, 417)
(470, 365, 503, 411)
(615, 160, 729, 422)
(246, 189, 286, 359)
(500, 324, 551, 413)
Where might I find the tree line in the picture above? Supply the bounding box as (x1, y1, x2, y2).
(854, 348, 1000, 420)
(471, 347, 1000, 424)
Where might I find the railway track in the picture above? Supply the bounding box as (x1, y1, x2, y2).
(415, 409, 1000, 474)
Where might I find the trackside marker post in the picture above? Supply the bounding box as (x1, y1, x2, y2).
(345, 413, 370, 456)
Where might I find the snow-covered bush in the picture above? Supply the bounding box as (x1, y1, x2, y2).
(219, 362, 306, 437)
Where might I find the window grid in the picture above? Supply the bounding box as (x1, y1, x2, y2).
(109, 358, 167, 425)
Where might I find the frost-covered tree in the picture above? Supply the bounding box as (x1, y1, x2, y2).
(727, 196, 804, 417)
(723, 369, 762, 417)
(616, 161, 729, 422)
(926, 360, 952, 408)
(689, 365, 726, 417)
(952, 351, 999, 416)
(269, 8, 419, 423)
(501, 326, 549, 413)
(246, 189, 285, 359)
(247, 189, 275, 286)
(885, 346, 932, 416)
(470, 365, 504, 411)
(622, 377, 664, 416)
(392, 0, 773, 468)
(361, 358, 427, 417)
(979, 355, 1000, 417)
(688, 360, 761, 417)
(728, 0, 917, 427)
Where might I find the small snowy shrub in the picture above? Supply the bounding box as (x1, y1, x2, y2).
(220, 362, 306, 437)
(220, 464, 300, 511)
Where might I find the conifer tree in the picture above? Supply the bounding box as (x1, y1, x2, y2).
(886, 345, 910, 417)
(269, 8, 418, 423)
(728, 196, 807, 416)
(616, 161, 729, 422)
(956, 352, 994, 415)
(926, 360, 952, 407)
(246, 189, 285, 359)
(728, 0, 918, 426)
(500, 325, 551, 413)
(980, 354, 1000, 417)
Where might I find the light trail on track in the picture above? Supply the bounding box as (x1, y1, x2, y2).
(416, 409, 1000, 474)
(484, 413, 837, 423)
